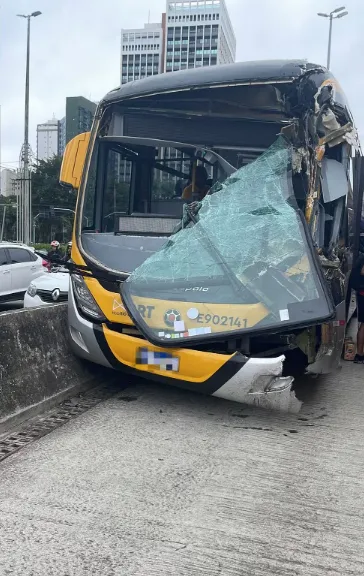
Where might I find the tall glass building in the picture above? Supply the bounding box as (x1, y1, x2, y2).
(164, 0, 236, 72)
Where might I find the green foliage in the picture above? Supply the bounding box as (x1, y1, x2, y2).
(33, 243, 53, 252)
(1, 156, 77, 243)
(32, 155, 77, 209)
(31, 156, 76, 244)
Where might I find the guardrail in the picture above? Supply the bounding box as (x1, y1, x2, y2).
(0, 304, 111, 433)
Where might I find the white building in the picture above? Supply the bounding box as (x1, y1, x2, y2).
(36, 118, 60, 161)
(121, 23, 163, 85)
(165, 0, 236, 72)
(0, 169, 20, 197)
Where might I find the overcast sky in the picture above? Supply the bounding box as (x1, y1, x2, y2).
(0, 0, 362, 167)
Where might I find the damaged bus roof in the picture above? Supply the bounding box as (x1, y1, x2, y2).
(102, 59, 323, 103)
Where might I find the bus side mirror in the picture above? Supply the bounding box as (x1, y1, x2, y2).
(60, 132, 91, 189)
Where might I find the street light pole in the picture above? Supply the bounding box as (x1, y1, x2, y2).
(24, 16, 30, 167)
(17, 11, 42, 245)
(327, 13, 333, 70)
(318, 7, 348, 70)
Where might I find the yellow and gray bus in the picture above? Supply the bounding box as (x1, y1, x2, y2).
(60, 60, 361, 410)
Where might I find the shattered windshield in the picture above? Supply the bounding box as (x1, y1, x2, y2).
(122, 136, 334, 345)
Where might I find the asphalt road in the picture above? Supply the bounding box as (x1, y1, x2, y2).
(0, 363, 364, 575)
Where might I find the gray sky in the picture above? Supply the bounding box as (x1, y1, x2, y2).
(0, 0, 362, 167)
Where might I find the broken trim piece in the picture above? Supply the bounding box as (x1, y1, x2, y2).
(213, 355, 301, 413)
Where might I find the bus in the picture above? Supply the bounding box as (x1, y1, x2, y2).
(60, 60, 362, 411)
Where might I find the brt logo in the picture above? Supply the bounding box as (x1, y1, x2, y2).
(137, 305, 155, 319)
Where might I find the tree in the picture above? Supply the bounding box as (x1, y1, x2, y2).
(31, 155, 77, 244)
(0, 156, 77, 243)
(32, 155, 77, 209)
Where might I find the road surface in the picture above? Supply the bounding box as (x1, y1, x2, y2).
(0, 363, 364, 575)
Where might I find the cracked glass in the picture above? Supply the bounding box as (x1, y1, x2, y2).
(122, 136, 333, 345)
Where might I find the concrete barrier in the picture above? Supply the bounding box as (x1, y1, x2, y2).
(0, 304, 109, 432)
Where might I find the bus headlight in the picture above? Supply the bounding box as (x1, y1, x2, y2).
(71, 274, 106, 322)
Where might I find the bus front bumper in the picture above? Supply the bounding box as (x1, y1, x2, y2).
(68, 289, 301, 412)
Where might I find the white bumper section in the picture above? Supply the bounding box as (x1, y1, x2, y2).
(213, 355, 302, 413)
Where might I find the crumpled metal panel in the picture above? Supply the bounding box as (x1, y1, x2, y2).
(321, 159, 348, 203)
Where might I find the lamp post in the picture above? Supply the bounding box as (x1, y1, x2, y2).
(317, 7, 348, 70)
(17, 11, 42, 245)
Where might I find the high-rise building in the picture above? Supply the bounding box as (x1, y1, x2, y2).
(36, 118, 60, 161)
(121, 23, 163, 85)
(165, 0, 236, 73)
(64, 96, 97, 148)
(0, 168, 20, 197)
(120, 2, 235, 85)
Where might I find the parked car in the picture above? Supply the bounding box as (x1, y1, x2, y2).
(24, 266, 69, 308)
(0, 243, 47, 303)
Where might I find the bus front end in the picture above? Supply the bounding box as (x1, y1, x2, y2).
(63, 61, 359, 412)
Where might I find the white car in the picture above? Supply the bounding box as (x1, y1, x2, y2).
(24, 267, 69, 308)
(0, 243, 47, 303)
